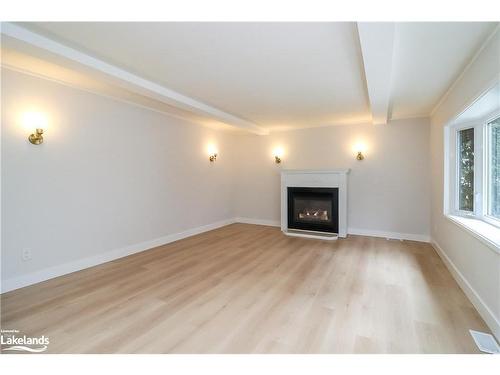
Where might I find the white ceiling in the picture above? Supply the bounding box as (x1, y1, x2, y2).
(390, 22, 497, 120)
(4, 22, 499, 132)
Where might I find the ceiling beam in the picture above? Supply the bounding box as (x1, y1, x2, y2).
(357, 22, 395, 125)
(1, 23, 268, 135)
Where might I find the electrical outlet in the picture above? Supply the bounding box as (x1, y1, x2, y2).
(22, 248, 32, 261)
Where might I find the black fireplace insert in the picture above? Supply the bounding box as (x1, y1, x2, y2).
(287, 187, 338, 233)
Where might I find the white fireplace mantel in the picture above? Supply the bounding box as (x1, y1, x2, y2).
(281, 169, 350, 239)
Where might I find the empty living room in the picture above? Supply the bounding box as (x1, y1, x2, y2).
(1, 1, 500, 373)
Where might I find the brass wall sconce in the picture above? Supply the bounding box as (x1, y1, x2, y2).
(273, 147, 284, 164)
(28, 128, 44, 145)
(354, 142, 366, 160)
(23, 111, 47, 145)
(209, 153, 217, 162)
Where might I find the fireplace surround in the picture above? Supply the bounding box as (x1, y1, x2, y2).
(281, 169, 349, 239)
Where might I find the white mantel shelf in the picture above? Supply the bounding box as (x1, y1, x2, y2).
(280, 169, 350, 175)
(281, 169, 350, 239)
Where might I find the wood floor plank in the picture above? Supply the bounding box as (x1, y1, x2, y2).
(0, 223, 490, 353)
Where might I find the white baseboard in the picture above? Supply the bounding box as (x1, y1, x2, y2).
(1, 218, 235, 293)
(233, 217, 281, 227)
(431, 240, 500, 341)
(232, 219, 430, 242)
(348, 228, 430, 243)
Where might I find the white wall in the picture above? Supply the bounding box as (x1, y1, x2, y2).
(234, 118, 431, 241)
(1, 69, 433, 295)
(430, 27, 500, 338)
(1, 69, 238, 291)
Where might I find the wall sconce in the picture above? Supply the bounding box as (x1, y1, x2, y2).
(28, 128, 44, 145)
(207, 144, 218, 162)
(23, 111, 47, 145)
(273, 147, 284, 164)
(353, 142, 366, 161)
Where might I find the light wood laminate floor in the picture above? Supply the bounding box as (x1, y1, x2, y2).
(0, 224, 490, 353)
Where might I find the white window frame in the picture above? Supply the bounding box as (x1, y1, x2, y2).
(446, 108, 500, 228)
(453, 123, 480, 217)
(482, 109, 500, 227)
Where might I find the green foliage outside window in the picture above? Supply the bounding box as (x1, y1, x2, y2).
(458, 128, 474, 212)
(489, 117, 500, 218)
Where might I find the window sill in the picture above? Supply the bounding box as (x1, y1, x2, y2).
(446, 214, 500, 255)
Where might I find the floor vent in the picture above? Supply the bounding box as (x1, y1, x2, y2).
(470, 330, 500, 354)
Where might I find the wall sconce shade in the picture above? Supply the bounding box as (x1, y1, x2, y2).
(28, 128, 44, 145)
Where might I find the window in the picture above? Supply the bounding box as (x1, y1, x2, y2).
(487, 117, 500, 220)
(457, 127, 474, 212)
(447, 112, 500, 227)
